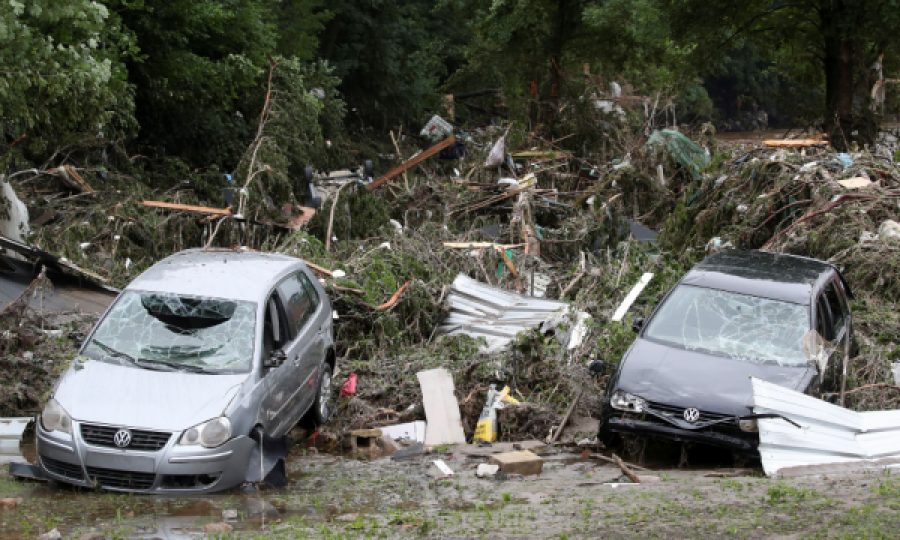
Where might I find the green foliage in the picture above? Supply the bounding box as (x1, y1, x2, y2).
(0, 0, 135, 155)
(321, 0, 469, 128)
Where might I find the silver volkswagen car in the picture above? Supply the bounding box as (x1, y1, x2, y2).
(36, 249, 335, 493)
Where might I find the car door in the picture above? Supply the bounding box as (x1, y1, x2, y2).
(295, 270, 327, 414)
(275, 271, 322, 425)
(259, 292, 296, 436)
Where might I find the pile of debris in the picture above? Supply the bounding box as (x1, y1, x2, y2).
(2, 114, 900, 475)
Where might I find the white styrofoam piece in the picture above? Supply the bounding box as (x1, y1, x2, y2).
(380, 421, 427, 443)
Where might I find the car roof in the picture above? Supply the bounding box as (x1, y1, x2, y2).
(680, 249, 835, 305)
(125, 249, 305, 303)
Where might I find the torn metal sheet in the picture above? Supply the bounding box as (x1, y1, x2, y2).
(752, 377, 900, 476)
(0, 241, 118, 315)
(438, 274, 586, 352)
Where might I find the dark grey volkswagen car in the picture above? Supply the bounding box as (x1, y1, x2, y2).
(600, 250, 854, 453)
(36, 249, 335, 493)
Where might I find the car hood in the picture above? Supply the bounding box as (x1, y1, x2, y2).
(54, 360, 248, 430)
(616, 338, 813, 416)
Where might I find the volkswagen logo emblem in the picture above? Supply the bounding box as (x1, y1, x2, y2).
(113, 429, 132, 448)
(683, 408, 701, 423)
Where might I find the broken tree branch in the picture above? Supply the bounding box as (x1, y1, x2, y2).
(824, 383, 900, 397)
(588, 454, 649, 471)
(378, 281, 412, 310)
(547, 390, 582, 445)
(326, 181, 353, 252)
(613, 453, 642, 484)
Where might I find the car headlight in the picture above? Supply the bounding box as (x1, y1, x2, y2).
(178, 416, 232, 448)
(609, 391, 647, 413)
(739, 419, 758, 433)
(41, 398, 72, 434)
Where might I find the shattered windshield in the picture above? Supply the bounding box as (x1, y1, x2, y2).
(644, 285, 810, 366)
(82, 291, 256, 374)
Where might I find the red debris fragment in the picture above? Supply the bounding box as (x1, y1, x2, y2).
(340, 373, 357, 397)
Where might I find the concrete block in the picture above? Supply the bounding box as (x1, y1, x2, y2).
(489, 450, 544, 476)
(344, 429, 383, 454)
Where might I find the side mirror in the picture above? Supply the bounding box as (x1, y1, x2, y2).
(265, 349, 287, 369)
(632, 318, 645, 334)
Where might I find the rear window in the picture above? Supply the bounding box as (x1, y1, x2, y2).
(644, 285, 811, 366)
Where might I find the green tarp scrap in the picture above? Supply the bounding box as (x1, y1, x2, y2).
(646, 130, 710, 181)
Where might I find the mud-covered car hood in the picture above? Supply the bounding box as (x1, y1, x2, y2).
(54, 360, 248, 430)
(615, 338, 813, 416)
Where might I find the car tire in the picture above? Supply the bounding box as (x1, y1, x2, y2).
(304, 363, 334, 427)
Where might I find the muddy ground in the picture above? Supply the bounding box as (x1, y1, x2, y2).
(3, 438, 900, 539)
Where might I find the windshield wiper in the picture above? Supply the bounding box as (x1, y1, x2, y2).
(91, 339, 141, 367)
(134, 358, 211, 373)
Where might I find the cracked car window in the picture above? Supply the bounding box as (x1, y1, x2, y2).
(645, 285, 810, 366)
(83, 291, 256, 373)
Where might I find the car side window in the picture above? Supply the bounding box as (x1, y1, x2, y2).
(297, 270, 320, 311)
(262, 294, 288, 362)
(277, 273, 315, 336)
(816, 296, 835, 341)
(823, 282, 846, 337)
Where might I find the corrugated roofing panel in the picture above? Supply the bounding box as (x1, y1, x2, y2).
(752, 377, 900, 476)
(437, 274, 572, 352)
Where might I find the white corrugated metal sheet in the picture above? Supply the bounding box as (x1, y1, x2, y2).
(752, 377, 900, 476)
(437, 274, 581, 352)
(0, 417, 31, 464)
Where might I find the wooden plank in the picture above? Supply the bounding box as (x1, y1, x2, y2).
(417, 368, 467, 447)
(368, 136, 457, 191)
(494, 245, 520, 278)
(763, 139, 827, 148)
(140, 201, 232, 215)
(837, 177, 873, 189)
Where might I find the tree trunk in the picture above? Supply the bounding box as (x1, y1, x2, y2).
(545, 0, 568, 129)
(823, 25, 854, 150)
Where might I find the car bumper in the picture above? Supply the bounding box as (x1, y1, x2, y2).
(604, 417, 757, 452)
(35, 418, 256, 494)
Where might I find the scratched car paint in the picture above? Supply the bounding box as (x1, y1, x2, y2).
(35, 248, 335, 493)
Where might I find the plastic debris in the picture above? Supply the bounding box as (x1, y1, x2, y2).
(340, 373, 357, 397)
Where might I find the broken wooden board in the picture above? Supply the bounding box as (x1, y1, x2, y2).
(763, 139, 828, 148)
(140, 201, 232, 216)
(368, 136, 457, 191)
(837, 177, 873, 189)
(442, 242, 525, 250)
(417, 368, 466, 447)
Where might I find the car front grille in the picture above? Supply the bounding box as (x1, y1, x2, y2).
(647, 402, 735, 424)
(86, 466, 156, 490)
(80, 423, 172, 451)
(41, 455, 85, 481)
